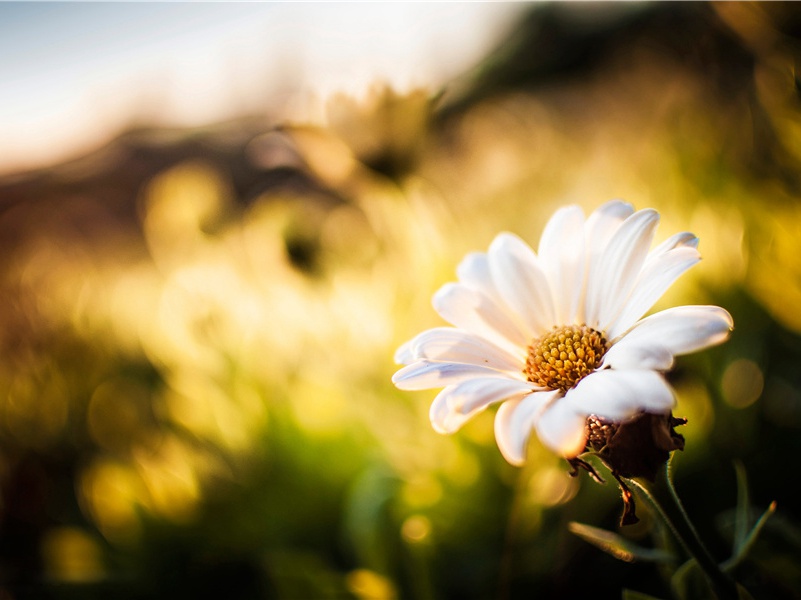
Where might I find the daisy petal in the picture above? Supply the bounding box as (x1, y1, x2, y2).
(394, 340, 415, 365)
(392, 360, 517, 391)
(488, 232, 555, 336)
(407, 327, 524, 371)
(650, 231, 699, 256)
(430, 385, 460, 433)
(582, 201, 634, 324)
(564, 369, 675, 421)
(607, 245, 701, 340)
(456, 253, 528, 339)
(602, 340, 674, 370)
(433, 282, 527, 353)
(535, 398, 589, 456)
(617, 305, 733, 356)
(592, 209, 660, 332)
(494, 390, 561, 465)
(585, 200, 636, 250)
(456, 252, 497, 297)
(430, 377, 537, 434)
(538, 205, 586, 324)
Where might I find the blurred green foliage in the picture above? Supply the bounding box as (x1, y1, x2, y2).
(1, 2, 801, 599)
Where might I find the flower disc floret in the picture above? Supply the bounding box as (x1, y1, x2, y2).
(525, 325, 607, 392)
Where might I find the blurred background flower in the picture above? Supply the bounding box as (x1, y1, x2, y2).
(1, 2, 800, 599)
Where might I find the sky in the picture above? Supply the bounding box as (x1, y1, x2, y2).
(0, 2, 523, 175)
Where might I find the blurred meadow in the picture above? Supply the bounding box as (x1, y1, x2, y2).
(1, 2, 801, 599)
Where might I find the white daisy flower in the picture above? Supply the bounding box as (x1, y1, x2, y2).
(393, 200, 733, 465)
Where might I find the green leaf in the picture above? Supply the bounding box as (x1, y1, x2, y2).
(671, 558, 700, 599)
(723, 501, 777, 572)
(732, 460, 750, 553)
(671, 559, 747, 600)
(568, 521, 676, 564)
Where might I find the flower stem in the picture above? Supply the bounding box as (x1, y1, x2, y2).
(627, 461, 740, 600)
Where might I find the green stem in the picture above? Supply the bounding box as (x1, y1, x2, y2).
(627, 462, 740, 600)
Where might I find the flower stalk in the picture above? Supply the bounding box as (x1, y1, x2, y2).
(628, 461, 740, 600)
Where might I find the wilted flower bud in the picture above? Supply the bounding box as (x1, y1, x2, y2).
(572, 411, 687, 524)
(586, 411, 687, 481)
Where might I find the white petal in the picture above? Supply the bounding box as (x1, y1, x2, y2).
(407, 327, 524, 371)
(585, 200, 636, 245)
(448, 377, 539, 413)
(650, 231, 699, 256)
(394, 340, 415, 365)
(393, 360, 518, 391)
(591, 209, 660, 332)
(602, 339, 675, 370)
(581, 200, 636, 325)
(563, 369, 675, 421)
(607, 245, 701, 340)
(432, 282, 527, 354)
(457, 251, 516, 318)
(537, 205, 586, 325)
(456, 250, 536, 331)
(430, 385, 460, 433)
(494, 391, 560, 465)
(430, 377, 537, 434)
(535, 397, 589, 457)
(488, 232, 555, 336)
(456, 252, 496, 296)
(615, 305, 733, 355)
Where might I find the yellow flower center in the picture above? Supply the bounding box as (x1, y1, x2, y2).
(524, 325, 607, 392)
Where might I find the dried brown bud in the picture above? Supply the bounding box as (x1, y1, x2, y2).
(591, 411, 686, 481)
(569, 411, 687, 525)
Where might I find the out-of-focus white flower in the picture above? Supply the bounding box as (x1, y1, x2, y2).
(393, 200, 733, 464)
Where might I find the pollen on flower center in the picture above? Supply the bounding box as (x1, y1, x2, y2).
(524, 325, 607, 392)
